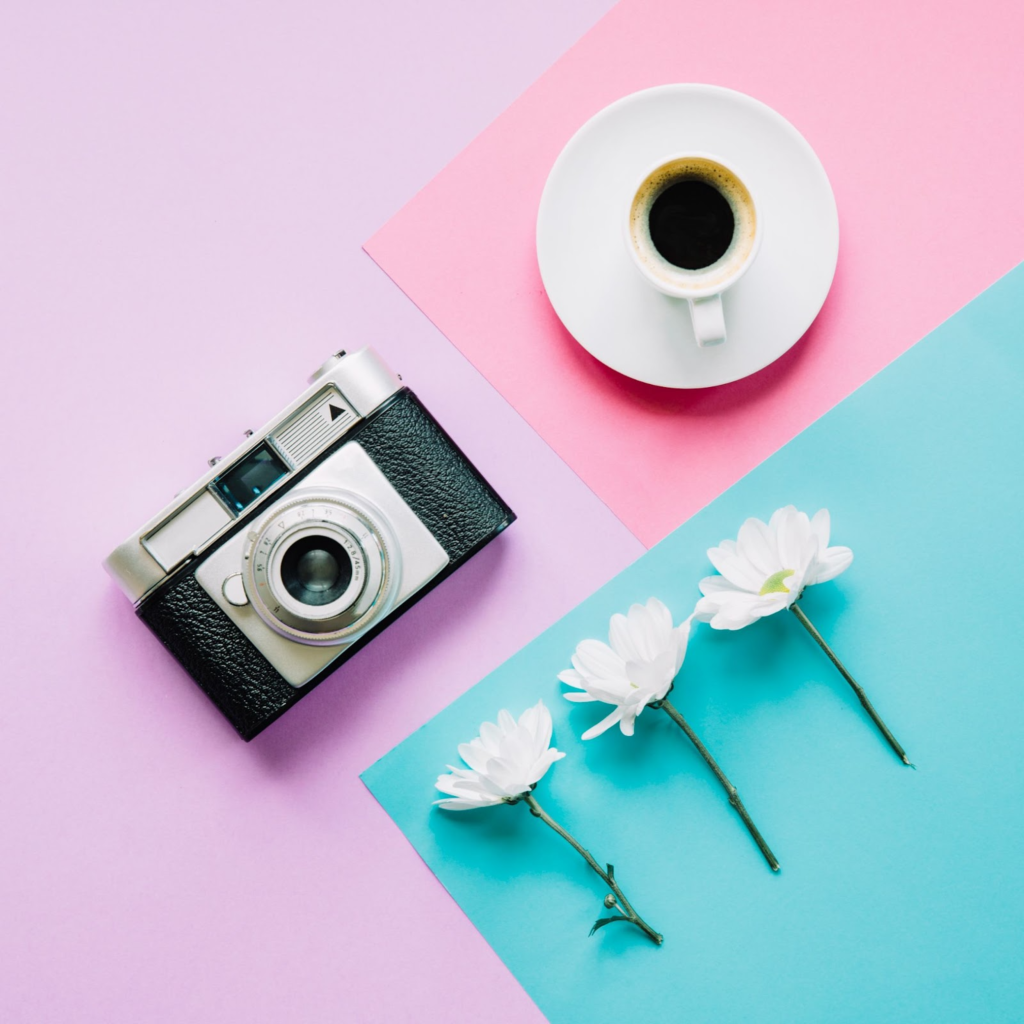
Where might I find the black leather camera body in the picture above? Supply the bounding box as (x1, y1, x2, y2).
(106, 349, 514, 740)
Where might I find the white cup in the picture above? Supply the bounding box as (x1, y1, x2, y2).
(625, 152, 762, 347)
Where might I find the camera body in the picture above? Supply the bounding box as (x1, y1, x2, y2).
(106, 348, 515, 740)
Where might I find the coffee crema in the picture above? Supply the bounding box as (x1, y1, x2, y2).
(628, 156, 757, 291)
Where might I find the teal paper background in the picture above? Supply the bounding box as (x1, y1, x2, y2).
(362, 266, 1024, 1023)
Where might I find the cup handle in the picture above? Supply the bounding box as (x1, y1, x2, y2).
(688, 294, 726, 347)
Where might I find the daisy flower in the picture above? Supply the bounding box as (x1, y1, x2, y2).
(695, 506, 910, 766)
(435, 701, 662, 944)
(694, 506, 852, 630)
(560, 599, 779, 872)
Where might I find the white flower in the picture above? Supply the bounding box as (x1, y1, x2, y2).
(559, 597, 691, 740)
(694, 506, 853, 630)
(434, 700, 566, 811)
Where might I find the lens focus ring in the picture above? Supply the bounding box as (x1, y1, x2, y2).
(242, 490, 396, 645)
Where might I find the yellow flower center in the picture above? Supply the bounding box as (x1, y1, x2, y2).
(759, 569, 795, 596)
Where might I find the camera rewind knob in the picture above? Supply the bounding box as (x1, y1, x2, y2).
(307, 350, 347, 385)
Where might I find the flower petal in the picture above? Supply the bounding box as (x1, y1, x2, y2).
(645, 597, 674, 636)
(526, 746, 566, 786)
(771, 505, 799, 569)
(736, 517, 780, 577)
(691, 598, 715, 623)
(618, 708, 637, 737)
(530, 700, 554, 755)
(708, 608, 760, 630)
(774, 506, 817, 577)
(499, 730, 532, 774)
(671, 619, 692, 674)
(707, 542, 766, 593)
(434, 772, 471, 797)
(581, 706, 625, 740)
(570, 678, 634, 705)
(698, 574, 747, 597)
(433, 795, 503, 811)
(573, 638, 626, 683)
(697, 588, 780, 630)
(810, 545, 853, 584)
(608, 612, 640, 663)
(571, 648, 632, 701)
(810, 508, 831, 550)
(626, 650, 676, 698)
(456, 740, 492, 775)
(624, 600, 668, 661)
(557, 668, 586, 689)
(482, 755, 527, 796)
(460, 765, 511, 798)
(478, 719, 502, 754)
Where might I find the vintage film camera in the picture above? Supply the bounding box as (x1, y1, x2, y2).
(106, 349, 515, 739)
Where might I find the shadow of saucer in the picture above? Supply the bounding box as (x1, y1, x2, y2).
(542, 257, 844, 420)
(556, 308, 822, 416)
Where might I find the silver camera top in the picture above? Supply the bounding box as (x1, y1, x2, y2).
(105, 347, 403, 605)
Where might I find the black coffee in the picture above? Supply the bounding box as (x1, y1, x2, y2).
(648, 179, 735, 270)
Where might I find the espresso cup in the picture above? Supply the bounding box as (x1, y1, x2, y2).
(625, 153, 761, 347)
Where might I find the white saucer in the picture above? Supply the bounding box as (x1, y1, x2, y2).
(536, 85, 839, 388)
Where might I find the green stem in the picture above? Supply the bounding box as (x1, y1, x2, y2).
(522, 793, 663, 945)
(658, 698, 780, 872)
(790, 603, 911, 766)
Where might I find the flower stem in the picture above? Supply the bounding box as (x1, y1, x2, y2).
(658, 698, 780, 872)
(790, 603, 911, 766)
(522, 793, 663, 945)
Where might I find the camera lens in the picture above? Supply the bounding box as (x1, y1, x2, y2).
(244, 490, 401, 646)
(280, 535, 354, 607)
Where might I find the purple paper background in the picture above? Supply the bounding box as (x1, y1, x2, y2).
(0, 3, 626, 1021)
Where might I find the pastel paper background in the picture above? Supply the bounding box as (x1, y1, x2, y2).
(363, 264, 1024, 1024)
(366, 0, 1024, 547)
(0, 3, 620, 1022)
(4, 2, 1023, 1021)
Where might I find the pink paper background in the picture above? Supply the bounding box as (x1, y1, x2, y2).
(366, 0, 1024, 548)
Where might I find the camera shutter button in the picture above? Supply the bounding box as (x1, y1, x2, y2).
(222, 573, 249, 607)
